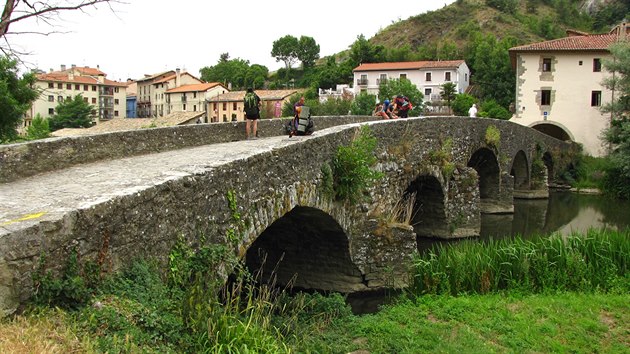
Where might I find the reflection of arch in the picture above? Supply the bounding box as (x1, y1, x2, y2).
(404, 175, 447, 237)
(529, 121, 574, 142)
(511, 150, 530, 189)
(245, 206, 364, 293)
(543, 151, 554, 182)
(467, 148, 500, 200)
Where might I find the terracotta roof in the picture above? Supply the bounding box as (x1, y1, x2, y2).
(50, 112, 204, 137)
(207, 89, 299, 102)
(153, 72, 201, 84)
(37, 72, 127, 87)
(165, 82, 224, 93)
(72, 66, 106, 76)
(353, 60, 466, 72)
(135, 70, 176, 83)
(509, 34, 617, 52)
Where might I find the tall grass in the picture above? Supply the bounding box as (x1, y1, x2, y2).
(410, 229, 630, 295)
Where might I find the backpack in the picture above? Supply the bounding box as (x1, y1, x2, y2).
(397, 96, 411, 111)
(244, 92, 258, 115)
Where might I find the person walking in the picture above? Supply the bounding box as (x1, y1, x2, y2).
(244, 88, 261, 139)
(468, 103, 478, 118)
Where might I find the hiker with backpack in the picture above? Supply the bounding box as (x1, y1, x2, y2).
(288, 96, 314, 137)
(243, 88, 261, 139)
(393, 95, 412, 118)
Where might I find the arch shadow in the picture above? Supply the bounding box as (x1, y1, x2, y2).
(467, 147, 500, 201)
(529, 121, 574, 142)
(511, 150, 530, 190)
(404, 175, 448, 238)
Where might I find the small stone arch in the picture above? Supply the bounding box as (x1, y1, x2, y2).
(511, 150, 530, 190)
(404, 174, 448, 238)
(245, 206, 366, 293)
(529, 121, 574, 142)
(467, 147, 501, 201)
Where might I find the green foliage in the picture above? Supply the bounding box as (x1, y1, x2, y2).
(199, 53, 268, 90)
(478, 99, 512, 120)
(271, 34, 300, 71)
(350, 91, 378, 116)
(411, 229, 630, 295)
(378, 78, 423, 117)
(485, 124, 501, 149)
(296, 35, 321, 69)
(349, 34, 385, 67)
(25, 113, 50, 140)
(440, 82, 457, 109)
(428, 137, 456, 181)
(569, 155, 610, 191)
(0, 56, 39, 141)
(320, 163, 334, 199)
(485, 0, 518, 14)
(332, 125, 383, 203)
(451, 93, 477, 116)
(48, 94, 95, 131)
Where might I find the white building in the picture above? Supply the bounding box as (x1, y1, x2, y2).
(26, 65, 127, 128)
(352, 60, 470, 102)
(165, 82, 228, 121)
(509, 23, 628, 157)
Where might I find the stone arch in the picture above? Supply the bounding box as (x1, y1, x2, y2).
(529, 121, 574, 142)
(245, 206, 365, 293)
(510, 150, 530, 190)
(467, 147, 501, 201)
(404, 174, 448, 238)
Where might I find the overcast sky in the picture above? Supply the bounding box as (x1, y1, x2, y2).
(11, 0, 456, 82)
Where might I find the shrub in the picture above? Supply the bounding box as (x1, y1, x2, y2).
(451, 93, 477, 116)
(26, 114, 50, 140)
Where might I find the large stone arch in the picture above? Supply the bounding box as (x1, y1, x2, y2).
(511, 150, 530, 190)
(403, 174, 449, 238)
(467, 147, 501, 213)
(529, 121, 574, 142)
(245, 206, 366, 293)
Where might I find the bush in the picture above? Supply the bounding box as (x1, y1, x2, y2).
(26, 114, 50, 140)
(478, 99, 512, 120)
(451, 93, 477, 116)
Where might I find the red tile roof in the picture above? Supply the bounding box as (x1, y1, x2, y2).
(353, 60, 466, 72)
(509, 34, 617, 52)
(165, 82, 224, 93)
(207, 89, 299, 102)
(37, 72, 127, 87)
(72, 66, 106, 76)
(153, 72, 201, 84)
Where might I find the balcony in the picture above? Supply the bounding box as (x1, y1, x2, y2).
(356, 78, 368, 86)
(376, 78, 388, 85)
(99, 87, 114, 96)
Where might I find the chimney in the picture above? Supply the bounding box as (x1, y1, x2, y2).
(71, 64, 76, 68)
(60, 64, 66, 71)
(176, 68, 181, 87)
(49, 68, 53, 73)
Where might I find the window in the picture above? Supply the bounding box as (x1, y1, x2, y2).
(48, 95, 54, 102)
(593, 58, 601, 72)
(542, 58, 552, 72)
(83, 97, 88, 103)
(445, 72, 451, 81)
(183, 104, 187, 110)
(83, 84, 88, 91)
(425, 88, 432, 95)
(222, 102, 227, 110)
(57, 83, 63, 89)
(193, 105, 197, 111)
(591, 91, 601, 106)
(114, 110, 119, 117)
(114, 99, 119, 105)
(465, 73, 468, 82)
(48, 82, 54, 88)
(579, 60, 583, 66)
(67, 84, 72, 90)
(193, 92, 197, 98)
(92, 97, 97, 104)
(48, 108, 54, 115)
(400, 73, 407, 80)
(66, 96, 71, 101)
(92, 85, 97, 91)
(75, 84, 80, 90)
(541, 90, 551, 105)
(114, 87, 119, 93)
(425, 72, 432, 81)
(233, 102, 237, 110)
(58, 96, 63, 102)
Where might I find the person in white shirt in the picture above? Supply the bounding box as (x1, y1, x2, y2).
(468, 103, 477, 117)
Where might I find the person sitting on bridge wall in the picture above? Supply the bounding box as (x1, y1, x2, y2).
(373, 102, 390, 120)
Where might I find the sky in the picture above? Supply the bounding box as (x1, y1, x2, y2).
(11, 0, 456, 82)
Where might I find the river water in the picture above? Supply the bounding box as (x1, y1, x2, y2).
(348, 191, 630, 314)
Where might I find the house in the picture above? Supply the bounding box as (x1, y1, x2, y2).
(126, 79, 137, 118)
(508, 22, 629, 157)
(165, 82, 228, 122)
(151, 69, 204, 117)
(135, 70, 175, 118)
(318, 84, 354, 103)
(206, 90, 298, 123)
(26, 64, 127, 129)
(352, 60, 470, 102)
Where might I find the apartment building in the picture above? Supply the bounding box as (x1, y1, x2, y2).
(152, 70, 203, 117)
(165, 82, 228, 121)
(136, 70, 175, 118)
(352, 60, 470, 102)
(509, 23, 629, 157)
(26, 65, 127, 127)
(207, 90, 298, 122)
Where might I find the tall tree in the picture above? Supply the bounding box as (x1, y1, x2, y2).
(199, 55, 266, 90)
(297, 35, 320, 69)
(0, 0, 119, 56)
(468, 34, 516, 109)
(0, 55, 37, 141)
(48, 94, 95, 130)
(271, 35, 299, 71)
(440, 82, 458, 114)
(349, 34, 385, 67)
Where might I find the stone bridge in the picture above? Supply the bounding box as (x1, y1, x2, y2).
(0, 116, 578, 315)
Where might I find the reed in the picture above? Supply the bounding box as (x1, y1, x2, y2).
(410, 229, 630, 295)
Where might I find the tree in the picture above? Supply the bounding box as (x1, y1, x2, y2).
(350, 92, 378, 116)
(440, 82, 458, 114)
(271, 35, 299, 71)
(26, 113, 50, 139)
(0, 55, 37, 141)
(349, 34, 385, 67)
(452, 93, 477, 116)
(297, 36, 320, 69)
(0, 0, 119, 56)
(601, 42, 630, 198)
(378, 78, 423, 117)
(48, 94, 95, 130)
(468, 34, 516, 109)
(200, 55, 267, 90)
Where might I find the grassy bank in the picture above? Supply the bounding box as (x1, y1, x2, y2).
(1, 230, 628, 353)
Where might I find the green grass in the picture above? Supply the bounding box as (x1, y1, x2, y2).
(294, 293, 630, 353)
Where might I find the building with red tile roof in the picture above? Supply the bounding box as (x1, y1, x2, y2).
(163, 82, 228, 122)
(352, 60, 470, 103)
(207, 89, 299, 122)
(508, 22, 628, 157)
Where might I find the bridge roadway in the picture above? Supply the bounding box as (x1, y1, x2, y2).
(0, 133, 317, 231)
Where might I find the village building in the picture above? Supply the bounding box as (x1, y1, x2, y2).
(207, 90, 298, 122)
(165, 82, 228, 122)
